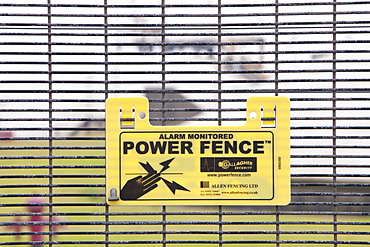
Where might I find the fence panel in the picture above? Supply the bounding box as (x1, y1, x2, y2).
(0, 0, 369, 246)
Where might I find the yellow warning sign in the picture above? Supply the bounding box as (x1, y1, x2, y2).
(106, 97, 290, 206)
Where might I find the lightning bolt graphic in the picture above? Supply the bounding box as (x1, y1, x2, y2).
(133, 158, 190, 196)
(162, 178, 190, 195)
(159, 157, 175, 174)
(139, 161, 156, 175)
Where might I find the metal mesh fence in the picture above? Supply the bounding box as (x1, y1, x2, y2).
(0, 0, 369, 246)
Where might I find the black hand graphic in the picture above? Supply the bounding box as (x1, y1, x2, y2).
(120, 173, 161, 200)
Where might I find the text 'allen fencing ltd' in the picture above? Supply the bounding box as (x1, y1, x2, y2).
(1, 0, 370, 246)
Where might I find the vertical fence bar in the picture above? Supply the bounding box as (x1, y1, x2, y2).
(47, 1, 53, 246)
(217, 1, 222, 125)
(275, 0, 280, 246)
(161, 0, 166, 128)
(332, 0, 338, 246)
(104, 0, 109, 246)
(217, 1, 223, 246)
(274, 0, 279, 98)
(161, 1, 167, 246)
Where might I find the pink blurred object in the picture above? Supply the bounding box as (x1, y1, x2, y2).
(7, 197, 67, 245)
(0, 131, 13, 138)
(27, 197, 45, 213)
(27, 197, 45, 243)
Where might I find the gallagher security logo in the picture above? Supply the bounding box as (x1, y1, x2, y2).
(201, 157, 257, 172)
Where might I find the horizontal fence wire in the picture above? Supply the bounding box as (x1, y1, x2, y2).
(1, 0, 370, 246)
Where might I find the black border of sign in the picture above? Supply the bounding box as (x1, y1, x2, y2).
(118, 131, 274, 201)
